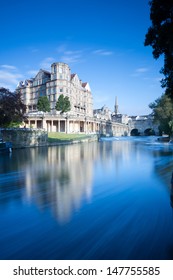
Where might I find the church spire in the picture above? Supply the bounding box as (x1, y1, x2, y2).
(114, 96, 119, 115)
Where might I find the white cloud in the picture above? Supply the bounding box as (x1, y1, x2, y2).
(0, 69, 23, 91)
(64, 50, 83, 55)
(135, 67, 149, 73)
(27, 46, 39, 53)
(57, 47, 113, 64)
(131, 67, 149, 77)
(153, 77, 162, 82)
(60, 53, 83, 64)
(56, 44, 67, 53)
(56, 44, 85, 64)
(93, 49, 113, 56)
(40, 57, 55, 70)
(27, 70, 38, 77)
(60, 48, 84, 64)
(31, 48, 39, 53)
(0, 64, 17, 70)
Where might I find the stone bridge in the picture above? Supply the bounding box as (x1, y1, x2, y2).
(129, 116, 159, 136)
(100, 118, 159, 137)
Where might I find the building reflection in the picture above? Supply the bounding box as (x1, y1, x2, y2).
(24, 144, 94, 223)
(0, 138, 152, 223)
(23, 140, 146, 222)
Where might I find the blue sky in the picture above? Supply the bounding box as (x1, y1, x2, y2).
(0, 0, 164, 115)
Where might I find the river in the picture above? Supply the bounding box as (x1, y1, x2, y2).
(0, 136, 173, 260)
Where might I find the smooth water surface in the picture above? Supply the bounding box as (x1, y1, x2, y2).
(1, 136, 173, 260)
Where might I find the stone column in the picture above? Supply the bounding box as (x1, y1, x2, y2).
(42, 118, 47, 130)
(84, 120, 88, 134)
(50, 120, 53, 132)
(93, 121, 95, 133)
(73, 120, 75, 132)
(58, 120, 60, 132)
(66, 118, 69, 134)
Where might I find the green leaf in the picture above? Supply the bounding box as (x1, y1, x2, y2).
(55, 94, 71, 114)
(37, 96, 50, 112)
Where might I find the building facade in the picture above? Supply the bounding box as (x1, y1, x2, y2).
(17, 63, 157, 136)
(17, 62, 93, 117)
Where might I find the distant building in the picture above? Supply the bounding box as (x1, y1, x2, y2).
(93, 105, 112, 121)
(111, 97, 159, 135)
(112, 113, 129, 125)
(114, 96, 119, 115)
(111, 96, 129, 124)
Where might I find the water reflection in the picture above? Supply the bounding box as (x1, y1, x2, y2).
(1, 137, 173, 259)
(170, 187, 173, 208)
(1, 144, 96, 222)
(1, 138, 173, 223)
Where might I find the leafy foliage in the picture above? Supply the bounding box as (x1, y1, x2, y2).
(37, 96, 50, 112)
(0, 87, 26, 127)
(149, 94, 173, 135)
(144, 0, 173, 96)
(55, 94, 71, 114)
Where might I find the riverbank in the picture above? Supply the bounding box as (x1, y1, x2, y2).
(48, 132, 97, 142)
(0, 128, 98, 149)
(47, 132, 98, 146)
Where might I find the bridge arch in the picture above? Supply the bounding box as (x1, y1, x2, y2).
(131, 128, 140, 136)
(144, 128, 155, 136)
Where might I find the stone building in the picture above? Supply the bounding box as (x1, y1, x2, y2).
(112, 113, 129, 125)
(16, 64, 155, 136)
(93, 105, 112, 121)
(17, 62, 93, 117)
(16, 62, 128, 136)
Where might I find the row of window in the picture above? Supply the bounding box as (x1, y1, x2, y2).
(24, 91, 91, 105)
(46, 87, 90, 97)
(47, 80, 71, 87)
(32, 78, 49, 87)
(22, 81, 91, 96)
(47, 88, 64, 94)
(52, 65, 69, 75)
(51, 74, 71, 81)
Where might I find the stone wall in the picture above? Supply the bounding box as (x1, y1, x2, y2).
(129, 119, 159, 135)
(0, 128, 48, 148)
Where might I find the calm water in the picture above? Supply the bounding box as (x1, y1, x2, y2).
(1, 136, 173, 260)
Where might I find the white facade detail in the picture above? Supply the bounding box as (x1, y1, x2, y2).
(17, 62, 93, 118)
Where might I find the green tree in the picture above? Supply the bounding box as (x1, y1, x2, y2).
(149, 94, 173, 135)
(37, 96, 50, 112)
(144, 0, 173, 97)
(55, 94, 71, 114)
(0, 87, 26, 127)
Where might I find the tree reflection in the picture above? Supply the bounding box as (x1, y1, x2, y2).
(170, 186, 173, 208)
